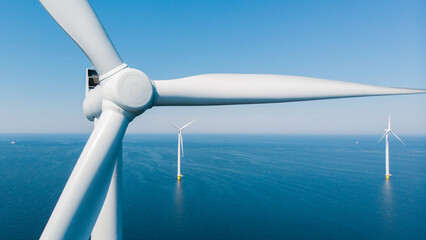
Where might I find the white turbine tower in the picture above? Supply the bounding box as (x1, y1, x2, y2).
(378, 116, 406, 180)
(37, 0, 426, 239)
(168, 119, 198, 180)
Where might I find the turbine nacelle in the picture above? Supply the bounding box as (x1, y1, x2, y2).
(83, 85, 103, 121)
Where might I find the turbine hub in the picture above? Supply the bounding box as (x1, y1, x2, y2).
(101, 67, 155, 118)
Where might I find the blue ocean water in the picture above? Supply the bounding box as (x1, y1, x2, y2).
(0, 134, 425, 240)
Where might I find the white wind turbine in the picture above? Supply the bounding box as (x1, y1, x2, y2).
(168, 119, 198, 180)
(37, 0, 426, 239)
(378, 116, 406, 180)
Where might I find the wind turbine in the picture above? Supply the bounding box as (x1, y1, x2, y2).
(168, 119, 198, 180)
(378, 116, 406, 180)
(37, 0, 425, 239)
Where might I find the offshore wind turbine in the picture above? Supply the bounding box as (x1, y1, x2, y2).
(168, 119, 198, 180)
(37, 0, 426, 239)
(378, 116, 406, 180)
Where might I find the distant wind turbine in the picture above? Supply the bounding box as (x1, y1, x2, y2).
(378, 116, 405, 179)
(168, 119, 198, 180)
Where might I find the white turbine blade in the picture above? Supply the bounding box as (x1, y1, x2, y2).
(378, 132, 387, 143)
(388, 115, 391, 129)
(40, 110, 129, 240)
(181, 118, 198, 130)
(152, 74, 426, 106)
(39, 0, 124, 77)
(180, 134, 184, 158)
(167, 121, 180, 129)
(390, 131, 406, 145)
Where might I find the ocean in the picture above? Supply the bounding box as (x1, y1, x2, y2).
(0, 134, 425, 239)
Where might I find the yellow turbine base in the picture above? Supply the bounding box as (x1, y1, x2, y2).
(177, 175, 182, 180)
(386, 174, 391, 180)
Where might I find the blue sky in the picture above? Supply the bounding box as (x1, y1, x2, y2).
(0, 0, 425, 135)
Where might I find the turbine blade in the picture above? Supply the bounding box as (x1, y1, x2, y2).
(181, 118, 198, 130)
(378, 132, 387, 143)
(388, 115, 391, 129)
(40, 110, 129, 240)
(390, 131, 406, 145)
(39, 0, 124, 78)
(167, 121, 180, 129)
(152, 74, 426, 106)
(180, 134, 184, 158)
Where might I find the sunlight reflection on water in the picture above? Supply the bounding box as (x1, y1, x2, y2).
(381, 179, 394, 220)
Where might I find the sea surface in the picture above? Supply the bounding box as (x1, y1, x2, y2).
(0, 134, 425, 240)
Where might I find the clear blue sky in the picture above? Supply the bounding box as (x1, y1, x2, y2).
(0, 0, 425, 135)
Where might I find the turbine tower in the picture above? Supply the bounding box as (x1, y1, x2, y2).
(168, 119, 198, 180)
(378, 116, 406, 179)
(37, 0, 426, 239)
